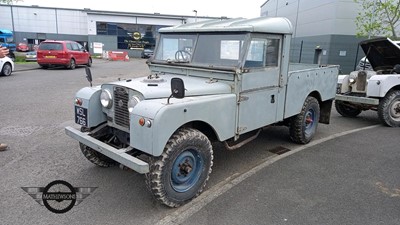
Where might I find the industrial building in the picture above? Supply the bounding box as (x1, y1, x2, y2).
(261, 0, 366, 73)
(0, 4, 211, 57)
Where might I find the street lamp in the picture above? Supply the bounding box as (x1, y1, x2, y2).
(193, 10, 198, 22)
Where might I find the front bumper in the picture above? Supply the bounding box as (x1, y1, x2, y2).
(65, 126, 149, 173)
(335, 94, 379, 105)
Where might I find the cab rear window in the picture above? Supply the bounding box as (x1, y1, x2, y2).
(39, 43, 63, 50)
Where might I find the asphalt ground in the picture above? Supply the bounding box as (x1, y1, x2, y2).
(175, 126, 400, 225)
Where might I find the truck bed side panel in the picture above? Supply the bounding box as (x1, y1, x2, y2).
(284, 66, 339, 119)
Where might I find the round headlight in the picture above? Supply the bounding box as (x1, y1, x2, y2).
(100, 89, 112, 108)
(128, 96, 141, 113)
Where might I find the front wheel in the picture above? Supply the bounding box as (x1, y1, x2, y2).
(378, 90, 400, 127)
(145, 128, 213, 207)
(79, 127, 117, 167)
(289, 96, 320, 144)
(335, 100, 362, 117)
(80, 143, 117, 167)
(1, 63, 12, 76)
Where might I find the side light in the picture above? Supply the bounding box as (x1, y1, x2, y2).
(139, 118, 145, 126)
(75, 98, 83, 106)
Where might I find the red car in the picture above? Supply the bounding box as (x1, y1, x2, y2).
(37, 40, 92, 69)
(17, 42, 29, 52)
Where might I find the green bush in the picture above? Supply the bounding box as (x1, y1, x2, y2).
(15, 55, 26, 62)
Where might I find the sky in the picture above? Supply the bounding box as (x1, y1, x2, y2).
(14, 0, 265, 19)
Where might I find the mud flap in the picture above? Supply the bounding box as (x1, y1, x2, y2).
(319, 99, 333, 124)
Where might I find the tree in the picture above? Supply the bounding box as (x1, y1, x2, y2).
(0, 0, 22, 4)
(354, 0, 400, 39)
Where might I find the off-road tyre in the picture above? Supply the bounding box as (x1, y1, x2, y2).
(335, 100, 362, 117)
(378, 90, 400, 127)
(79, 127, 117, 167)
(145, 128, 213, 207)
(68, 59, 76, 70)
(87, 57, 92, 67)
(1, 62, 12, 76)
(289, 96, 320, 144)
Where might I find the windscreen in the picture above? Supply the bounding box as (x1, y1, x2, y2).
(155, 33, 247, 68)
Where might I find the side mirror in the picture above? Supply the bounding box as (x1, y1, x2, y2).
(171, 78, 185, 99)
(85, 67, 93, 87)
(168, 78, 185, 104)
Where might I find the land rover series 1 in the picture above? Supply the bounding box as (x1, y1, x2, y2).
(336, 37, 400, 127)
(65, 17, 339, 207)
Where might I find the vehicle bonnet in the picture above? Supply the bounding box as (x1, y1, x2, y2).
(360, 37, 400, 71)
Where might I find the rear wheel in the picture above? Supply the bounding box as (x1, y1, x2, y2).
(289, 96, 320, 144)
(335, 100, 362, 117)
(146, 128, 213, 207)
(68, 59, 76, 70)
(87, 58, 92, 67)
(378, 90, 400, 127)
(1, 63, 12, 76)
(39, 64, 48, 69)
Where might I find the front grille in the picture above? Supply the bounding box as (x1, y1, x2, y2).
(114, 86, 130, 128)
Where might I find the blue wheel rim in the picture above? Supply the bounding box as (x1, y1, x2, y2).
(304, 108, 315, 137)
(171, 149, 204, 193)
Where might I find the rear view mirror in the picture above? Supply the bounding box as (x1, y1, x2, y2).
(168, 78, 185, 104)
(85, 67, 93, 87)
(171, 78, 185, 99)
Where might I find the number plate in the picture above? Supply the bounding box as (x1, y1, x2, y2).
(75, 106, 88, 127)
(45, 55, 56, 58)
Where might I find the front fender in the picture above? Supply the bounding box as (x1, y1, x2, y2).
(130, 94, 237, 156)
(367, 75, 400, 97)
(75, 86, 107, 128)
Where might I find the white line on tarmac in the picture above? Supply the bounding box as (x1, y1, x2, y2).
(155, 124, 381, 225)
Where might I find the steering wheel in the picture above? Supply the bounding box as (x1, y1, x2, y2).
(175, 50, 191, 61)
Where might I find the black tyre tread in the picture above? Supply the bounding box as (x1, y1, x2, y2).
(80, 143, 117, 167)
(378, 90, 400, 127)
(335, 100, 362, 117)
(79, 126, 117, 167)
(87, 58, 92, 67)
(289, 96, 320, 144)
(145, 128, 213, 207)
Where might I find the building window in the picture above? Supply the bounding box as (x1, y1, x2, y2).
(97, 22, 107, 35)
